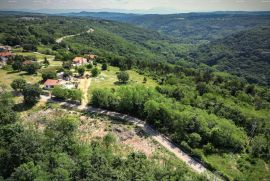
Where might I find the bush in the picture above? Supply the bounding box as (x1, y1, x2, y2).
(42, 71, 57, 81)
(77, 66, 85, 76)
(188, 133, 202, 148)
(22, 44, 37, 52)
(117, 71, 129, 83)
(91, 68, 100, 77)
(52, 86, 82, 102)
(86, 63, 93, 69)
(101, 63, 108, 70)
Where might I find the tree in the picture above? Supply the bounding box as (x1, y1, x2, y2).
(62, 61, 72, 69)
(250, 134, 269, 159)
(12, 60, 23, 72)
(43, 57, 50, 66)
(143, 77, 147, 83)
(188, 133, 202, 148)
(86, 63, 93, 69)
(91, 68, 100, 77)
(77, 66, 85, 76)
(22, 84, 41, 105)
(22, 44, 37, 52)
(101, 63, 108, 70)
(196, 82, 208, 96)
(42, 71, 56, 81)
(117, 71, 129, 83)
(172, 87, 184, 101)
(68, 89, 83, 102)
(11, 79, 27, 93)
(52, 86, 68, 100)
(23, 63, 40, 74)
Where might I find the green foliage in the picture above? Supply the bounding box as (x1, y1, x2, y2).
(23, 62, 40, 74)
(41, 71, 56, 81)
(11, 79, 26, 92)
(22, 44, 37, 52)
(103, 133, 117, 147)
(52, 86, 82, 102)
(91, 67, 100, 77)
(101, 63, 108, 70)
(77, 66, 85, 76)
(117, 71, 129, 83)
(194, 26, 270, 86)
(0, 90, 204, 180)
(43, 57, 49, 66)
(22, 84, 41, 105)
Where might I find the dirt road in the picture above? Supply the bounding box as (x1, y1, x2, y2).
(85, 107, 225, 180)
(78, 72, 92, 109)
(56, 28, 95, 43)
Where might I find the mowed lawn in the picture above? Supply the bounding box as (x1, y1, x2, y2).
(0, 69, 42, 90)
(88, 65, 158, 100)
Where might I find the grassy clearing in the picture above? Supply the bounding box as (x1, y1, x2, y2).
(89, 65, 157, 92)
(0, 69, 42, 90)
(88, 65, 158, 102)
(15, 52, 61, 66)
(205, 153, 270, 180)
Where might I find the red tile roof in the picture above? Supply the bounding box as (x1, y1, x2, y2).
(0, 52, 12, 57)
(73, 57, 87, 64)
(44, 79, 59, 86)
(88, 54, 97, 59)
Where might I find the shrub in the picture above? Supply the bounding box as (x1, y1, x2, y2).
(91, 68, 100, 77)
(117, 71, 129, 83)
(101, 63, 108, 70)
(42, 71, 57, 81)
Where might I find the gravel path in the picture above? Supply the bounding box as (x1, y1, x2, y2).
(78, 72, 92, 109)
(56, 28, 94, 43)
(40, 96, 222, 180)
(85, 107, 208, 174)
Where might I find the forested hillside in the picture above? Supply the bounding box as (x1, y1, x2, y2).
(0, 11, 270, 180)
(191, 25, 270, 86)
(63, 11, 270, 43)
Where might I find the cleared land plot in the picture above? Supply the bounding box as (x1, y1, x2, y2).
(15, 52, 61, 66)
(89, 65, 157, 98)
(0, 69, 42, 90)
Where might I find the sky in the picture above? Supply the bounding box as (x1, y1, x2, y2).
(0, 0, 270, 13)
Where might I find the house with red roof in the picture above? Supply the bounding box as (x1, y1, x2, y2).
(0, 52, 13, 67)
(73, 57, 88, 66)
(44, 79, 60, 89)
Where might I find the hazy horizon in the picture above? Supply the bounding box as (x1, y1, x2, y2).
(1, 0, 270, 14)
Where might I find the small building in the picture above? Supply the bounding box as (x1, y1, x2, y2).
(73, 57, 88, 66)
(0, 52, 13, 67)
(0, 46, 12, 52)
(44, 79, 60, 89)
(87, 54, 97, 64)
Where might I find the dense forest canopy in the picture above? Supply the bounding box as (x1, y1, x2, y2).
(191, 25, 270, 86)
(61, 11, 270, 43)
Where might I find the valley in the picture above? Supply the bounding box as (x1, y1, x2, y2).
(0, 10, 269, 181)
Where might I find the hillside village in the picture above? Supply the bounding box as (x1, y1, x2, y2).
(0, 43, 99, 105)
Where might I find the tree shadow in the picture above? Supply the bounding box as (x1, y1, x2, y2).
(114, 81, 128, 85)
(13, 102, 35, 112)
(7, 70, 20, 74)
